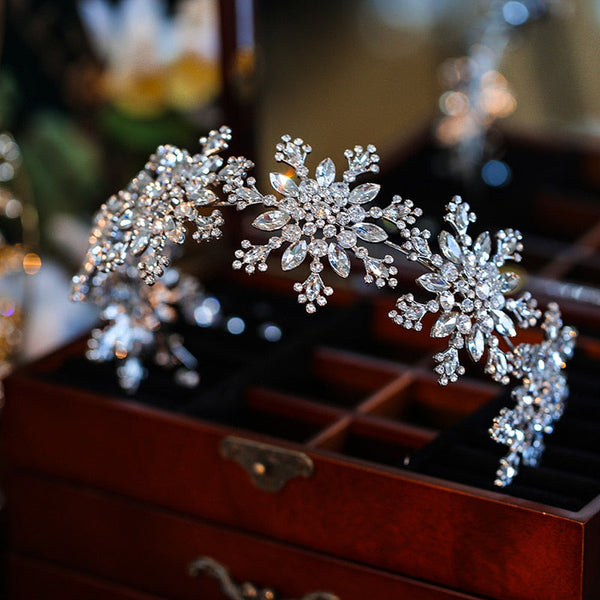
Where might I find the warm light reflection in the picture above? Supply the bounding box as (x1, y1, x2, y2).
(23, 252, 42, 275)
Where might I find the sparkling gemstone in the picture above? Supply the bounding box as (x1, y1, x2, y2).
(500, 271, 520, 293)
(467, 327, 485, 361)
(282, 141, 304, 167)
(439, 291, 455, 312)
(457, 314, 472, 334)
(237, 187, 263, 204)
(476, 282, 491, 299)
(282, 224, 302, 242)
(491, 309, 516, 336)
(490, 292, 506, 310)
(270, 172, 299, 197)
(352, 222, 388, 243)
(347, 206, 366, 221)
(244, 246, 270, 264)
(417, 273, 450, 292)
(281, 240, 307, 271)
(337, 230, 357, 248)
(130, 232, 150, 255)
(316, 158, 336, 187)
(303, 222, 317, 236)
(323, 224, 337, 238)
(382, 202, 410, 223)
(412, 236, 430, 256)
(455, 202, 470, 232)
(253, 210, 290, 231)
(349, 183, 380, 204)
(308, 239, 328, 257)
(439, 231, 462, 263)
(118, 210, 134, 229)
(305, 274, 322, 301)
(431, 312, 458, 337)
(405, 303, 426, 322)
(328, 243, 351, 278)
(440, 262, 459, 281)
(365, 257, 388, 279)
(474, 231, 492, 264)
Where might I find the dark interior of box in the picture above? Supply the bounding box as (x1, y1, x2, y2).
(45, 134, 600, 513)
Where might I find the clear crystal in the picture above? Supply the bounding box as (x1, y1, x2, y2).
(328, 243, 351, 278)
(282, 224, 302, 242)
(474, 231, 491, 264)
(337, 230, 357, 248)
(467, 327, 485, 361)
(253, 210, 290, 231)
(349, 183, 380, 204)
(308, 239, 328, 257)
(270, 172, 299, 197)
(439, 291, 455, 312)
(305, 274, 321, 301)
(417, 273, 450, 292)
(439, 231, 462, 263)
(130, 232, 150, 255)
(455, 202, 470, 233)
(281, 240, 307, 271)
(431, 312, 458, 337)
(365, 257, 388, 279)
(352, 222, 388, 243)
(315, 158, 336, 187)
(491, 309, 516, 336)
(500, 271, 520, 293)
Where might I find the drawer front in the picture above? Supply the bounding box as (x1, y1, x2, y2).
(8, 553, 165, 600)
(2, 377, 586, 600)
(7, 471, 482, 600)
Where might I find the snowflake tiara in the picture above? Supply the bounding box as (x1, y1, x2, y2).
(229, 134, 578, 486)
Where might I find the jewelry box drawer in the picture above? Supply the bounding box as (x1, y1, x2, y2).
(8, 554, 167, 600)
(4, 365, 599, 600)
(7, 471, 484, 600)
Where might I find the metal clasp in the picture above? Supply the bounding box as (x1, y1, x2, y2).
(220, 436, 314, 493)
(189, 556, 339, 600)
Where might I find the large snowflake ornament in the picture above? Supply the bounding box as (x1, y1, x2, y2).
(489, 303, 578, 486)
(230, 135, 400, 313)
(388, 196, 542, 385)
(72, 126, 252, 298)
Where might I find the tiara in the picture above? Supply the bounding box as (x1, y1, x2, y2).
(228, 134, 578, 486)
(73, 129, 578, 486)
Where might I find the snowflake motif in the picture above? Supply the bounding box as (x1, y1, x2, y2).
(489, 303, 578, 486)
(230, 135, 399, 313)
(83, 266, 209, 393)
(388, 196, 542, 385)
(72, 126, 252, 297)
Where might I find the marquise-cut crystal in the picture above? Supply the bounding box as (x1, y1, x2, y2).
(305, 273, 321, 301)
(467, 327, 485, 361)
(237, 187, 263, 204)
(253, 210, 290, 231)
(500, 271, 520, 293)
(365, 257, 388, 278)
(281, 240, 307, 271)
(473, 231, 492, 264)
(270, 173, 299, 197)
(439, 231, 462, 263)
(431, 312, 458, 337)
(412, 236, 430, 256)
(417, 272, 450, 292)
(352, 222, 388, 243)
(439, 291, 455, 311)
(315, 157, 336, 187)
(349, 183, 380, 204)
(491, 309, 516, 336)
(382, 202, 410, 223)
(328, 243, 351, 278)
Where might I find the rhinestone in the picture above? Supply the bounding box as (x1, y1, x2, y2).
(337, 230, 357, 248)
(315, 157, 336, 187)
(349, 183, 380, 204)
(308, 239, 328, 257)
(328, 244, 351, 278)
(352, 222, 388, 243)
(282, 224, 302, 242)
(252, 210, 290, 231)
(281, 240, 307, 271)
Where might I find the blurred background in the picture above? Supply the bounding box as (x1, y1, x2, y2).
(1, 0, 600, 371)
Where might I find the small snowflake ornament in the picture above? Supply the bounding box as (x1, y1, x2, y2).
(388, 196, 542, 385)
(230, 135, 399, 313)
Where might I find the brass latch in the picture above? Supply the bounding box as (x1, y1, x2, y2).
(220, 436, 314, 493)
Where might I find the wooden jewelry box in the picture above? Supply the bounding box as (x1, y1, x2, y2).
(4, 132, 600, 600)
